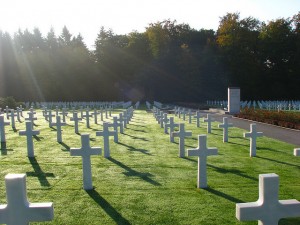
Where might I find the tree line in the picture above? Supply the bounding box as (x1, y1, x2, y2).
(0, 12, 299, 102)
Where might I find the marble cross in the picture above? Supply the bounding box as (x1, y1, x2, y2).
(0, 174, 54, 224)
(236, 173, 300, 225)
(70, 112, 82, 134)
(193, 111, 202, 127)
(51, 116, 66, 143)
(19, 122, 40, 158)
(160, 113, 169, 129)
(96, 122, 116, 158)
(244, 124, 263, 157)
(164, 117, 179, 142)
(204, 114, 214, 133)
(0, 115, 10, 142)
(218, 117, 233, 142)
(172, 123, 192, 157)
(70, 134, 101, 190)
(187, 135, 218, 188)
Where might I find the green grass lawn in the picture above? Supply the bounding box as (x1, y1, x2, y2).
(0, 108, 299, 224)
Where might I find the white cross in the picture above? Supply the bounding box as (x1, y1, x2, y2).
(218, 117, 233, 142)
(8, 109, 17, 129)
(82, 109, 91, 128)
(156, 112, 163, 124)
(294, 148, 300, 156)
(51, 116, 66, 143)
(117, 113, 124, 134)
(59, 108, 68, 123)
(4, 106, 10, 119)
(108, 117, 120, 143)
(236, 173, 300, 225)
(172, 123, 192, 157)
(0, 174, 54, 224)
(70, 134, 101, 190)
(91, 109, 98, 124)
(70, 112, 82, 133)
(19, 122, 40, 158)
(0, 115, 10, 142)
(96, 122, 116, 158)
(160, 113, 169, 129)
(204, 114, 214, 133)
(187, 110, 194, 124)
(193, 111, 202, 127)
(25, 112, 37, 128)
(187, 135, 218, 188)
(164, 117, 179, 142)
(244, 124, 263, 157)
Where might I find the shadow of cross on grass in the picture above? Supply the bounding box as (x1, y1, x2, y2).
(26, 157, 55, 187)
(118, 142, 152, 155)
(86, 189, 131, 225)
(1, 142, 13, 155)
(108, 158, 160, 186)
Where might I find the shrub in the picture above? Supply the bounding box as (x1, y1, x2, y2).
(0, 96, 19, 109)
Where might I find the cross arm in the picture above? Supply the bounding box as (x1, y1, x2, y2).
(28, 202, 54, 221)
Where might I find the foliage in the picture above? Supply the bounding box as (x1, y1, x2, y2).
(0, 109, 299, 224)
(0, 12, 300, 102)
(0, 96, 19, 109)
(237, 108, 300, 129)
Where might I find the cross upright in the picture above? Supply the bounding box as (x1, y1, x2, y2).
(70, 112, 82, 133)
(108, 116, 120, 142)
(164, 117, 179, 142)
(160, 113, 169, 129)
(187, 135, 218, 188)
(204, 114, 214, 133)
(91, 108, 98, 124)
(172, 123, 192, 157)
(55, 106, 59, 117)
(82, 108, 91, 128)
(236, 173, 300, 225)
(4, 106, 10, 119)
(8, 109, 17, 129)
(244, 124, 263, 157)
(156, 111, 163, 124)
(187, 110, 194, 124)
(19, 105, 24, 117)
(181, 109, 186, 121)
(122, 112, 128, 128)
(51, 116, 66, 142)
(218, 117, 233, 142)
(16, 107, 22, 122)
(117, 113, 124, 133)
(0, 174, 54, 224)
(193, 111, 202, 127)
(25, 112, 37, 128)
(0, 115, 10, 142)
(96, 122, 116, 158)
(294, 148, 300, 156)
(59, 108, 68, 123)
(70, 134, 102, 190)
(19, 122, 40, 158)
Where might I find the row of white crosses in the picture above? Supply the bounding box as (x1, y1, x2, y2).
(0, 105, 135, 224)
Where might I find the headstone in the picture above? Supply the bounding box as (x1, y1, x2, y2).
(236, 173, 300, 225)
(0, 115, 10, 142)
(187, 110, 193, 124)
(194, 111, 202, 127)
(19, 122, 40, 158)
(9, 109, 17, 129)
(172, 123, 192, 158)
(203, 114, 214, 133)
(117, 113, 124, 134)
(82, 109, 91, 128)
(108, 117, 120, 143)
(59, 108, 68, 123)
(294, 148, 300, 156)
(164, 117, 179, 142)
(218, 117, 233, 142)
(187, 135, 218, 188)
(96, 122, 116, 158)
(227, 87, 240, 114)
(0, 174, 54, 224)
(91, 109, 98, 124)
(160, 113, 169, 129)
(244, 124, 263, 157)
(70, 134, 101, 190)
(51, 116, 66, 143)
(70, 112, 82, 133)
(25, 112, 37, 128)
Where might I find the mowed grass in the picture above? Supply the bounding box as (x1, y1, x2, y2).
(0, 108, 299, 225)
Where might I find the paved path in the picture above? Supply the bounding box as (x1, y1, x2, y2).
(200, 111, 300, 146)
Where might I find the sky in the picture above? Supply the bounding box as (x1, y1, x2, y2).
(0, 0, 299, 49)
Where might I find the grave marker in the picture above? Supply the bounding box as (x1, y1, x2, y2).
(236, 173, 300, 225)
(187, 135, 218, 188)
(194, 111, 202, 127)
(0, 174, 54, 224)
(0, 115, 10, 142)
(204, 114, 214, 133)
(19, 122, 40, 158)
(227, 87, 240, 114)
(164, 117, 179, 142)
(70, 134, 101, 190)
(244, 124, 263, 157)
(172, 123, 192, 157)
(96, 122, 116, 158)
(218, 117, 233, 142)
(294, 148, 300, 156)
(51, 116, 66, 143)
(70, 112, 82, 133)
